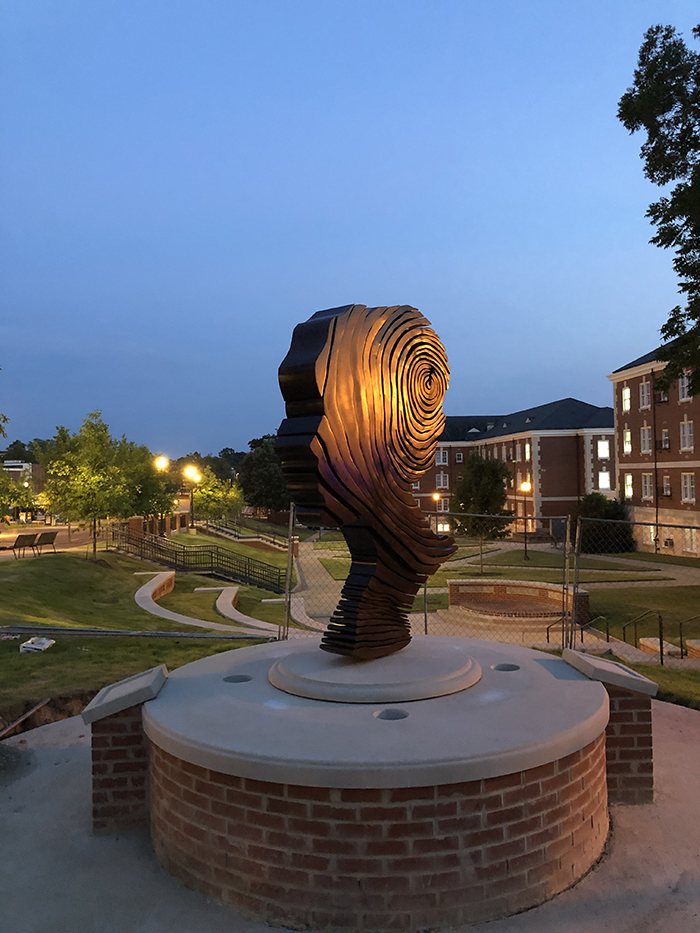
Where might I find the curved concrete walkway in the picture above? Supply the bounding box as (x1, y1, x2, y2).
(1, 700, 699, 932)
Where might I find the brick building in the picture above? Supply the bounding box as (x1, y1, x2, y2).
(414, 398, 615, 527)
(608, 349, 700, 553)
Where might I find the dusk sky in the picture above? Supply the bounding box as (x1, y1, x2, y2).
(1, 0, 698, 458)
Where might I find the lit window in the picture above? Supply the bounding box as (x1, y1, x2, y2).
(515, 443, 522, 462)
(683, 528, 698, 552)
(682, 473, 696, 502)
(641, 474, 654, 500)
(524, 442, 531, 461)
(516, 471, 522, 488)
(661, 428, 670, 450)
(623, 430, 632, 455)
(598, 471, 611, 490)
(680, 420, 694, 452)
(436, 473, 449, 489)
(640, 426, 652, 454)
(622, 386, 631, 412)
(679, 372, 691, 401)
(663, 475, 671, 497)
(455, 452, 463, 464)
(435, 449, 448, 465)
(624, 473, 633, 499)
(640, 382, 651, 409)
(597, 439, 610, 460)
(437, 519, 451, 532)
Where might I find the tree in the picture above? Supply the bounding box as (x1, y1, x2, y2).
(451, 454, 512, 539)
(43, 412, 170, 558)
(237, 435, 290, 511)
(3, 439, 37, 462)
(573, 493, 635, 554)
(193, 466, 244, 525)
(618, 24, 700, 393)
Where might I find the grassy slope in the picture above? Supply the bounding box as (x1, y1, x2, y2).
(589, 586, 700, 644)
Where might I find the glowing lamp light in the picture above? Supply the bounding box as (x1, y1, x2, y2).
(155, 456, 169, 471)
(432, 492, 440, 501)
(184, 466, 197, 479)
(520, 481, 532, 493)
(194, 473, 202, 483)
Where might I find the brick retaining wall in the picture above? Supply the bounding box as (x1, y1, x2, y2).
(605, 686, 653, 805)
(91, 703, 149, 832)
(149, 734, 608, 930)
(448, 580, 590, 624)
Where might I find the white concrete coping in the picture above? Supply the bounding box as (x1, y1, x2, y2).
(214, 587, 280, 633)
(289, 595, 325, 631)
(82, 664, 168, 723)
(194, 586, 225, 593)
(563, 648, 658, 697)
(143, 637, 609, 787)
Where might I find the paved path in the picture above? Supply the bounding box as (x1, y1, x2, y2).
(1, 701, 699, 932)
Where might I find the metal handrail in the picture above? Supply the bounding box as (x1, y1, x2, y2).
(622, 609, 664, 666)
(583, 615, 609, 644)
(678, 614, 700, 659)
(110, 527, 286, 594)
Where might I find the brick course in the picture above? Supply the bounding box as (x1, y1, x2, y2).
(605, 686, 653, 805)
(91, 704, 149, 832)
(149, 733, 608, 930)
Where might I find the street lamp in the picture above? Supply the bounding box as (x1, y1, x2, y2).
(519, 481, 532, 560)
(184, 466, 202, 528)
(155, 456, 169, 472)
(432, 492, 441, 534)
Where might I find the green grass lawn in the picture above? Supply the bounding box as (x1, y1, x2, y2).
(480, 550, 662, 571)
(317, 557, 670, 587)
(595, 551, 700, 569)
(589, 586, 700, 646)
(0, 635, 255, 725)
(159, 579, 286, 627)
(177, 531, 290, 569)
(604, 654, 700, 710)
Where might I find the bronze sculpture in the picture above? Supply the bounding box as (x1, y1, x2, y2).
(276, 304, 455, 659)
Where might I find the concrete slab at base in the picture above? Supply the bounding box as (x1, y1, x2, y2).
(268, 637, 482, 702)
(563, 648, 658, 697)
(143, 636, 608, 787)
(82, 664, 168, 723)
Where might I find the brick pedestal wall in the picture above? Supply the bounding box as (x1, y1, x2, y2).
(605, 686, 653, 805)
(91, 703, 149, 832)
(149, 734, 608, 930)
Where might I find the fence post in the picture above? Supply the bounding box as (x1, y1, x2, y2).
(658, 612, 664, 667)
(282, 504, 295, 640)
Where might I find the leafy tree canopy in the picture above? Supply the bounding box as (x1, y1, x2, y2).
(193, 466, 245, 522)
(572, 493, 634, 554)
(619, 23, 700, 393)
(451, 454, 512, 539)
(238, 435, 290, 511)
(3, 439, 37, 462)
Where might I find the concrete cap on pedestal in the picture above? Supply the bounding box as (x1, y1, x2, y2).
(143, 638, 609, 787)
(82, 665, 168, 724)
(563, 648, 658, 697)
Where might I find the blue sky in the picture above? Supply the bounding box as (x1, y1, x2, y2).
(1, 0, 698, 456)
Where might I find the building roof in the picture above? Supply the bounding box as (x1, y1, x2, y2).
(440, 398, 613, 442)
(612, 348, 661, 373)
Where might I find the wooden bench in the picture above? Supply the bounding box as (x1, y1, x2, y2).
(34, 530, 59, 554)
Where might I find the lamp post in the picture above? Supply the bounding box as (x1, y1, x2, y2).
(432, 492, 441, 535)
(184, 466, 202, 529)
(519, 481, 532, 560)
(155, 457, 169, 535)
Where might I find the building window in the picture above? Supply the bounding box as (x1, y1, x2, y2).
(683, 528, 698, 553)
(640, 381, 651, 409)
(641, 474, 654, 500)
(524, 442, 531, 461)
(640, 426, 652, 454)
(622, 386, 631, 412)
(661, 428, 670, 450)
(411, 482, 420, 491)
(501, 445, 506, 461)
(455, 452, 463, 464)
(435, 449, 448, 465)
(437, 498, 449, 512)
(456, 474, 462, 482)
(624, 473, 633, 499)
(679, 372, 691, 401)
(663, 475, 672, 497)
(598, 471, 611, 490)
(682, 473, 696, 502)
(657, 388, 669, 402)
(597, 439, 610, 459)
(436, 473, 449, 489)
(515, 443, 522, 462)
(623, 429, 632, 455)
(680, 420, 694, 452)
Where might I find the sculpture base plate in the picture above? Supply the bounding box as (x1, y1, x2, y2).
(268, 637, 481, 702)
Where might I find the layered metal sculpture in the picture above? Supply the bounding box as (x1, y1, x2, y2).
(276, 304, 455, 659)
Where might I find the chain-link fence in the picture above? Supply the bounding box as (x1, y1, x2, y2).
(278, 509, 700, 668)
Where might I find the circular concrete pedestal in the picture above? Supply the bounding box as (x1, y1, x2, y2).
(144, 637, 609, 930)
